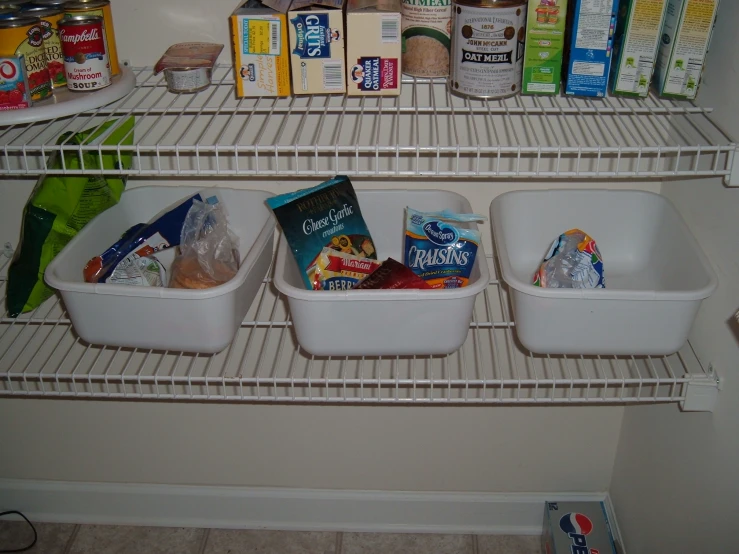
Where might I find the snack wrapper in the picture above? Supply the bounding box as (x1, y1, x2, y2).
(354, 258, 431, 290)
(404, 208, 485, 289)
(154, 43, 224, 73)
(313, 248, 381, 290)
(533, 229, 605, 289)
(266, 176, 377, 290)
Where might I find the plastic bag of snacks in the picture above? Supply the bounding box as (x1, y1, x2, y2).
(6, 117, 135, 317)
(533, 228, 605, 289)
(312, 248, 381, 290)
(353, 258, 431, 290)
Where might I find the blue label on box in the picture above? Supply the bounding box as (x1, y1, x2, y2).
(291, 13, 332, 59)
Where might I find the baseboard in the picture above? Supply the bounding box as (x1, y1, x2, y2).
(0, 479, 611, 535)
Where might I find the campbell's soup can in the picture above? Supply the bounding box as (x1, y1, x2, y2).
(58, 14, 111, 91)
(0, 15, 53, 101)
(64, 0, 119, 76)
(20, 5, 65, 87)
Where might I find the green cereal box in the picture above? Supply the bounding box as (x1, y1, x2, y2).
(522, 0, 568, 95)
(653, 0, 720, 100)
(610, 0, 669, 97)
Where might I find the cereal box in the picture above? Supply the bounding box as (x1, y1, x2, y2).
(522, 0, 569, 95)
(610, 0, 668, 97)
(230, 0, 292, 97)
(653, 0, 720, 100)
(288, 0, 347, 94)
(564, 0, 620, 97)
(346, 0, 401, 96)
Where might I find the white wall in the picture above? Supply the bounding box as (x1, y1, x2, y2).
(610, 3, 739, 551)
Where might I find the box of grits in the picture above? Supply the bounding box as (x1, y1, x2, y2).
(346, 0, 402, 96)
(230, 0, 292, 97)
(288, 0, 347, 94)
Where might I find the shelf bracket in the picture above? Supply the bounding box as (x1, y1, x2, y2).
(724, 146, 739, 187)
(680, 365, 721, 412)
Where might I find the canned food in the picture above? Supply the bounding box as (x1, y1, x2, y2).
(0, 7, 20, 20)
(450, 0, 526, 99)
(401, 0, 452, 78)
(21, 5, 65, 87)
(64, 0, 119, 75)
(0, 15, 53, 101)
(58, 14, 111, 90)
(23, 0, 69, 6)
(163, 67, 212, 94)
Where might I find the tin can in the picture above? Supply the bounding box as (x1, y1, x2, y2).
(64, 0, 119, 76)
(21, 5, 65, 87)
(58, 14, 111, 91)
(0, 15, 53, 101)
(163, 67, 212, 94)
(449, 0, 526, 99)
(0, 7, 20, 20)
(22, 0, 69, 7)
(401, 0, 452, 78)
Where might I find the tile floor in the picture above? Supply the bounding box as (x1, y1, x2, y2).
(0, 521, 543, 553)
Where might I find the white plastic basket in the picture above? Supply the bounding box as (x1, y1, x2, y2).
(45, 186, 275, 353)
(274, 190, 489, 357)
(490, 189, 718, 356)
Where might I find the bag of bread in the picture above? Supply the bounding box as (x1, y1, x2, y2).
(169, 197, 239, 289)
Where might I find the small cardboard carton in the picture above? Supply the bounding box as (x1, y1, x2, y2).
(345, 0, 402, 96)
(288, 0, 347, 94)
(564, 0, 621, 97)
(523, 0, 569, 95)
(610, 0, 669, 97)
(653, 0, 720, 100)
(230, 0, 293, 97)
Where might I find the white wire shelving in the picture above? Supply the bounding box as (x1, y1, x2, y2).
(0, 247, 716, 408)
(0, 65, 736, 181)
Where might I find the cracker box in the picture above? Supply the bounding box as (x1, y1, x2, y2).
(564, 0, 621, 97)
(345, 0, 401, 96)
(288, 0, 347, 94)
(522, 0, 569, 95)
(653, 0, 720, 100)
(610, 0, 669, 97)
(230, 0, 292, 97)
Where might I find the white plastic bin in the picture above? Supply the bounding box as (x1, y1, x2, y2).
(274, 190, 489, 357)
(45, 186, 275, 353)
(490, 190, 717, 356)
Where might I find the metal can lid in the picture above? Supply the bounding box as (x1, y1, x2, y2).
(65, 0, 110, 9)
(452, 0, 526, 7)
(20, 5, 63, 16)
(58, 13, 102, 25)
(0, 14, 40, 28)
(27, 0, 70, 5)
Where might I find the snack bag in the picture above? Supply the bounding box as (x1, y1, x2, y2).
(533, 229, 605, 289)
(312, 248, 381, 290)
(6, 117, 135, 317)
(404, 208, 484, 289)
(169, 197, 239, 290)
(266, 176, 377, 290)
(353, 258, 431, 290)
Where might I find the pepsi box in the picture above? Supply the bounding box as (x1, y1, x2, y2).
(543, 501, 619, 554)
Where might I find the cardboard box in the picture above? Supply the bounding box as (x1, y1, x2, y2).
(543, 501, 619, 554)
(230, 0, 292, 97)
(288, 0, 347, 94)
(610, 0, 668, 97)
(523, 0, 569, 95)
(653, 0, 720, 100)
(345, 0, 401, 96)
(564, 0, 621, 97)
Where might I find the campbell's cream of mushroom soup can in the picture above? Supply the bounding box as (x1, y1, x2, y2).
(450, 0, 526, 99)
(346, 0, 402, 96)
(288, 0, 347, 94)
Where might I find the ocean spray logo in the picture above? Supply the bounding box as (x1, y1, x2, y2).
(422, 220, 458, 246)
(291, 14, 330, 58)
(559, 513, 596, 554)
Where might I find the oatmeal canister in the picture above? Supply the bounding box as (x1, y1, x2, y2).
(0, 15, 53, 101)
(401, 0, 452, 77)
(22, 5, 65, 87)
(64, 0, 119, 76)
(58, 14, 111, 90)
(450, 0, 526, 99)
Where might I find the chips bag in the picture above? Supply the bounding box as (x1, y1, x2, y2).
(6, 117, 135, 317)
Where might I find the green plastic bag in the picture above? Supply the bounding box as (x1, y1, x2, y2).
(6, 116, 135, 317)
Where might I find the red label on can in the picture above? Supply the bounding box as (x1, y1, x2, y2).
(59, 19, 111, 91)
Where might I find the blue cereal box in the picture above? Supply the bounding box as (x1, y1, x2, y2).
(564, 0, 620, 97)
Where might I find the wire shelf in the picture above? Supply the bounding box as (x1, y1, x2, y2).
(0, 65, 735, 180)
(0, 246, 709, 405)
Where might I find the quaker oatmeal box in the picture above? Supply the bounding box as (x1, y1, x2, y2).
(230, 0, 292, 97)
(288, 0, 347, 94)
(346, 0, 402, 96)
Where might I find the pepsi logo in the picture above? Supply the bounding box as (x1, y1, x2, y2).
(422, 221, 458, 246)
(559, 512, 593, 536)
